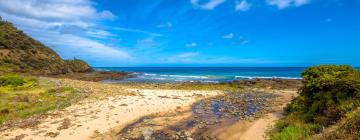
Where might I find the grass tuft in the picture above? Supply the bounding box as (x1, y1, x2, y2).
(0, 74, 85, 125)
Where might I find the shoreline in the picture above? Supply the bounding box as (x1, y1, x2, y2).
(0, 77, 299, 140)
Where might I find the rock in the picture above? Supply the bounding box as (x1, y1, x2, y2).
(141, 127, 153, 140)
(57, 118, 71, 130)
(45, 132, 60, 138)
(14, 134, 27, 140)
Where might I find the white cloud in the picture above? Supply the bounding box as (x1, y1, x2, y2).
(162, 54, 268, 64)
(111, 27, 161, 37)
(85, 30, 116, 39)
(0, 0, 130, 65)
(157, 22, 173, 28)
(162, 52, 200, 63)
(186, 42, 198, 47)
(176, 52, 199, 58)
(50, 34, 130, 59)
(190, 0, 226, 10)
(19, 27, 130, 61)
(238, 36, 250, 45)
(266, 0, 310, 9)
(135, 37, 159, 48)
(0, 0, 115, 26)
(235, 0, 251, 11)
(222, 33, 234, 39)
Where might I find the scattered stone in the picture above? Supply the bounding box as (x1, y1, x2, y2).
(45, 132, 60, 138)
(14, 134, 27, 140)
(141, 127, 154, 140)
(119, 104, 128, 106)
(57, 118, 71, 130)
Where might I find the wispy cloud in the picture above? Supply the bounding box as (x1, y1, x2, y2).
(162, 52, 200, 63)
(157, 22, 173, 28)
(190, 0, 226, 10)
(0, 0, 115, 27)
(238, 36, 250, 45)
(176, 52, 199, 58)
(266, 0, 310, 9)
(186, 42, 198, 47)
(86, 30, 117, 39)
(111, 27, 161, 37)
(0, 0, 130, 65)
(135, 37, 159, 48)
(222, 33, 234, 39)
(162, 53, 268, 64)
(235, 0, 251, 11)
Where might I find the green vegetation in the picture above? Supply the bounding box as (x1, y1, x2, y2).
(0, 74, 35, 87)
(356, 69, 360, 80)
(270, 65, 360, 140)
(0, 74, 85, 125)
(0, 20, 93, 75)
(315, 107, 360, 139)
(122, 79, 301, 91)
(271, 121, 321, 140)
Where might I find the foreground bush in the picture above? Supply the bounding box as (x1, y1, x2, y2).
(315, 107, 360, 139)
(270, 65, 360, 140)
(0, 74, 36, 87)
(0, 76, 84, 125)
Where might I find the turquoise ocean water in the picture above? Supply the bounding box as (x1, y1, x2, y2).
(95, 67, 306, 83)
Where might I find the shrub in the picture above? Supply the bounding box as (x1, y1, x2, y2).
(285, 65, 360, 126)
(315, 107, 360, 139)
(0, 74, 37, 87)
(271, 65, 360, 139)
(356, 70, 360, 80)
(0, 74, 26, 87)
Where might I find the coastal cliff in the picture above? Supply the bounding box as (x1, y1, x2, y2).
(0, 19, 93, 75)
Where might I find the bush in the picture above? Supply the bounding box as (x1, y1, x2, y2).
(285, 65, 360, 126)
(0, 74, 26, 87)
(356, 70, 360, 81)
(271, 65, 360, 139)
(315, 108, 360, 139)
(0, 74, 37, 87)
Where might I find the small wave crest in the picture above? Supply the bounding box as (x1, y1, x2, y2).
(234, 76, 301, 80)
(142, 73, 209, 79)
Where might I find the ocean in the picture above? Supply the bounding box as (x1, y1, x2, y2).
(95, 67, 306, 83)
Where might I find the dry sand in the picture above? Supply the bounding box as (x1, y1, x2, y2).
(0, 77, 297, 140)
(0, 88, 222, 140)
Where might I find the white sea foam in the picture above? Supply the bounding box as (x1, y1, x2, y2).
(167, 75, 209, 79)
(234, 76, 301, 80)
(143, 73, 157, 76)
(202, 80, 220, 83)
(144, 74, 209, 79)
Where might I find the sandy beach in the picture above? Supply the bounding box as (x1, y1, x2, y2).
(0, 78, 297, 140)
(0, 78, 223, 140)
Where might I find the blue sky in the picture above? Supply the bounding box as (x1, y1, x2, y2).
(0, 0, 359, 67)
